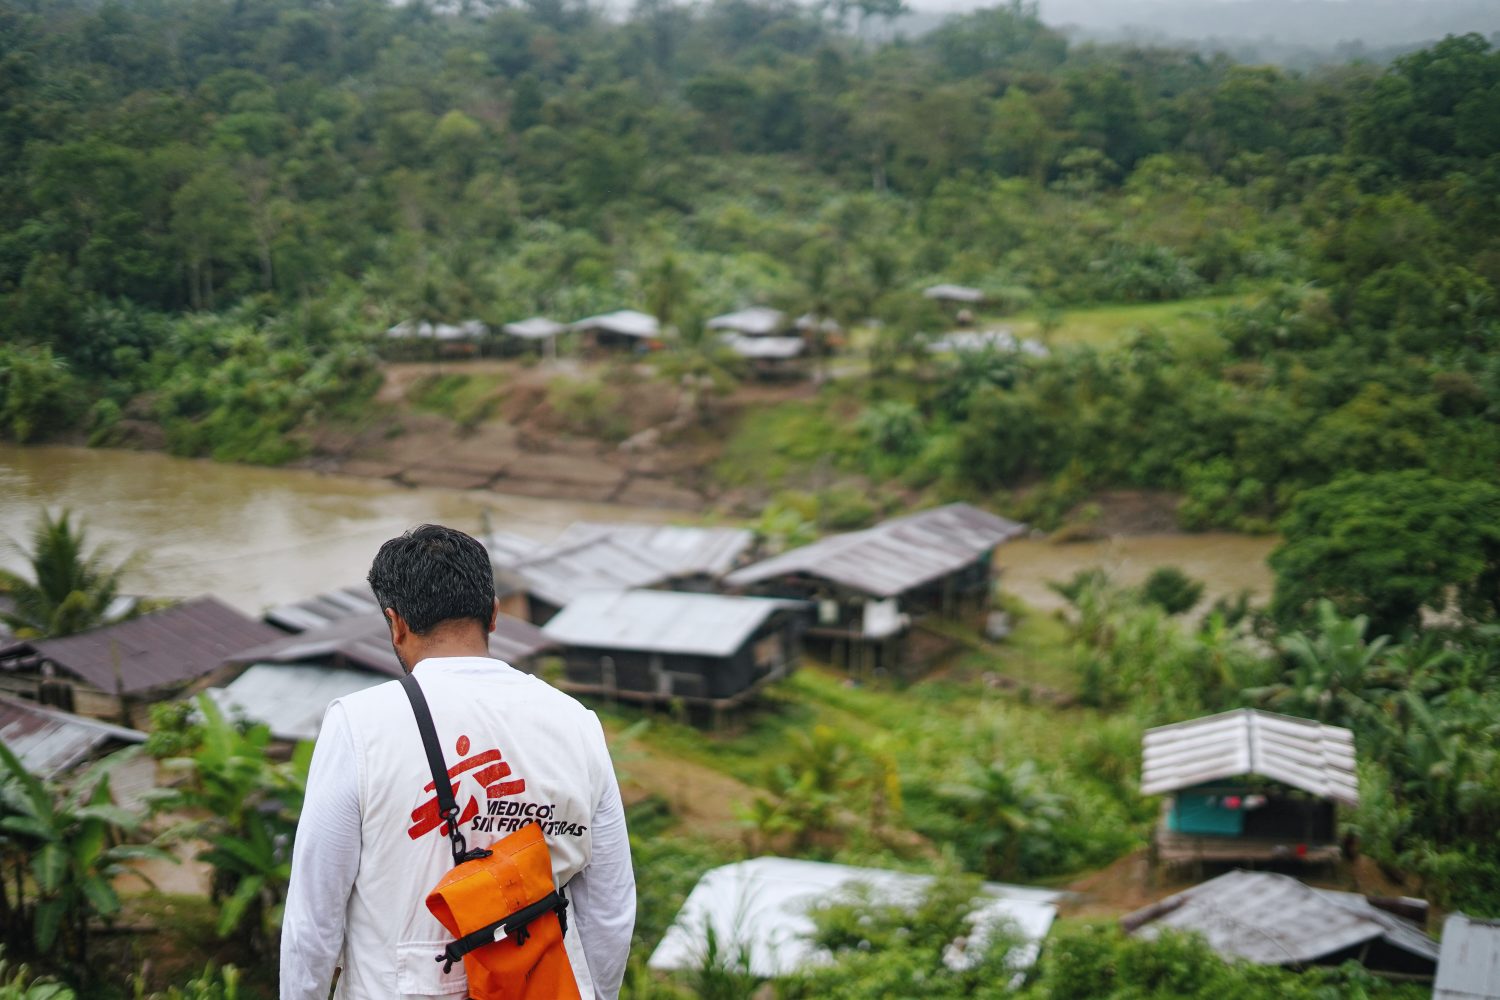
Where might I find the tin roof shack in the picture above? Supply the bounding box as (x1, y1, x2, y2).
(1141, 708, 1359, 869)
(570, 310, 664, 354)
(500, 316, 566, 360)
(0, 598, 280, 728)
(1434, 913, 1500, 1000)
(1122, 870, 1438, 981)
(649, 857, 1062, 983)
(385, 319, 487, 359)
(724, 503, 1025, 678)
(542, 591, 805, 725)
(267, 579, 529, 633)
(0, 694, 156, 808)
(490, 524, 755, 624)
(213, 611, 555, 745)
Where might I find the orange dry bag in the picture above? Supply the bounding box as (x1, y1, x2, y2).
(401, 673, 583, 1000)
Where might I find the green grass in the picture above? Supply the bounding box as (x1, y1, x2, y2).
(1005, 292, 1259, 349)
(408, 372, 508, 428)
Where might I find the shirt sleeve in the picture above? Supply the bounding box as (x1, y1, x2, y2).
(566, 714, 635, 1000)
(280, 702, 362, 1000)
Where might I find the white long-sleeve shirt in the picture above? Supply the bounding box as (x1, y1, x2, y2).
(280, 657, 635, 1000)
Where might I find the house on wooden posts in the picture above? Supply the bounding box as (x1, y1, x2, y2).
(723, 503, 1026, 677)
(486, 523, 755, 624)
(0, 694, 154, 806)
(213, 605, 555, 743)
(1434, 913, 1500, 1000)
(1122, 870, 1438, 981)
(708, 308, 806, 377)
(570, 310, 664, 353)
(1141, 708, 1359, 869)
(0, 597, 280, 728)
(541, 590, 805, 723)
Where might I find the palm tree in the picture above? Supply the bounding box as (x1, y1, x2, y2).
(0, 510, 130, 639)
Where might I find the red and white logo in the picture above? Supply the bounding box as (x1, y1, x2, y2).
(407, 734, 527, 841)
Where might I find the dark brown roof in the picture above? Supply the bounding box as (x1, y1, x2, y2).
(229, 613, 555, 678)
(32, 597, 281, 695)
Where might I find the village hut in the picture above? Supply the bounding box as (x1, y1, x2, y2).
(1122, 870, 1439, 980)
(501, 316, 567, 360)
(0, 598, 280, 728)
(570, 309, 663, 353)
(1141, 708, 1359, 868)
(923, 283, 987, 305)
(487, 523, 754, 624)
(384, 319, 487, 358)
(928, 328, 1049, 358)
(1434, 913, 1500, 1000)
(723, 503, 1026, 676)
(650, 857, 1062, 982)
(706, 307, 787, 337)
(0, 693, 153, 795)
(541, 590, 805, 721)
(212, 608, 555, 744)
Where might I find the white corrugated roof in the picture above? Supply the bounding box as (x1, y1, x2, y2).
(549, 523, 753, 578)
(570, 309, 661, 338)
(207, 664, 384, 742)
(928, 329, 1048, 358)
(542, 590, 800, 657)
(497, 536, 679, 609)
(649, 856, 1061, 979)
(923, 283, 986, 303)
(265, 585, 381, 633)
(1141, 708, 1359, 805)
(1436, 914, 1500, 1000)
(725, 503, 1026, 599)
(385, 321, 485, 341)
(707, 307, 786, 336)
(1126, 870, 1437, 968)
(0, 695, 145, 778)
(502, 317, 566, 339)
(723, 334, 805, 359)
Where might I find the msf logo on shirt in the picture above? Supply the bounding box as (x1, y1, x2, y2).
(407, 734, 527, 841)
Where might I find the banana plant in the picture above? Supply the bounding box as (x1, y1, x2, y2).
(0, 742, 170, 967)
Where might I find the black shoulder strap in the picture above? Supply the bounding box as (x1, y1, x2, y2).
(400, 672, 489, 867)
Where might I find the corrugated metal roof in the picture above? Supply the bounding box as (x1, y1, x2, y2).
(0, 694, 145, 778)
(502, 317, 566, 339)
(723, 334, 805, 359)
(649, 856, 1062, 979)
(1435, 914, 1500, 999)
(549, 523, 754, 579)
(265, 585, 381, 633)
(32, 598, 281, 695)
(706, 307, 786, 336)
(232, 612, 554, 677)
(543, 590, 801, 657)
(479, 531, 545, 566)
(1141, 708, 1359, 805)
(207, 664, 383, 742)
(929, 329, 1049, 358)
(386, 320, 486, 341)
(496, 535, 679, 609)
(725, 503, 1026, 599)
(1125, 870, 1438, 968)
(570, 309, 660, 338)
(923, 283, 986, 303)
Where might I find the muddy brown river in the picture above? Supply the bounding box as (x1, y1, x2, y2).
(0, 445, 1277, 616)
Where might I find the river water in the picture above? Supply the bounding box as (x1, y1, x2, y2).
(0, 444, 1277, 617)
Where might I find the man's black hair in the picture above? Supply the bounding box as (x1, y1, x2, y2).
(367, 524, 495, 635)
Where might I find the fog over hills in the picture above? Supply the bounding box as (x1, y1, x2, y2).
(891, 0, 1500, 64)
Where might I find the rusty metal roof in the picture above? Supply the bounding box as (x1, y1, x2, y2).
(725, 503, 1026, 599)
(1436, 914, 1500, 999)
(543, 590, 802, 657)
(1141, 708, 1359, 805)
(31, 597, 281, 696)
(207, 664, 384, 742)
(1125, 870, 1437, 968)
(0, 694, 144, 778)
(231, 612, 554, 677)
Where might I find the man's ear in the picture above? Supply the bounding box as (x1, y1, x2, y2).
(384, 607, 410, 645)
(487, 597, 500, 634)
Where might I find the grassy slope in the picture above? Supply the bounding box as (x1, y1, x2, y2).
(1007, 292, 1258, 349)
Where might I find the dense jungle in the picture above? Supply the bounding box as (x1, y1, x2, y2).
(1, 0, 1499, 995)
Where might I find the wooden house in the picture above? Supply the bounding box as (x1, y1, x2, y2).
(723, 503, 1025, 677)
(541, 590, 805, 723)
(0, 597, 281, 728)
(1141, 708, 1359, 869)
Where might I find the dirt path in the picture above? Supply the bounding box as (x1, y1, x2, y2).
(614, 741, 756, 843)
